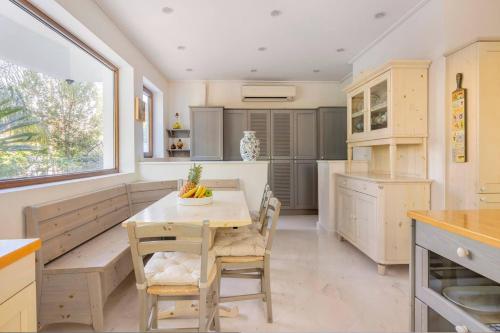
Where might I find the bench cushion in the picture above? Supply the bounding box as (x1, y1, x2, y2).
(213, 229, 266, 257)
(145, 251, 215, 286)
(44, 224, 130, 273)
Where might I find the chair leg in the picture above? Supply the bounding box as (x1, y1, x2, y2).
(213, 281, 221, 332)
(198, 288, 208, 332)
(138, 291, 149, 332)
(264, 256, 273, 323)
(151, 295, 158, 329)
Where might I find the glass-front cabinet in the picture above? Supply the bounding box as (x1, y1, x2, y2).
(350, 91, 365, 134)
(369, 77, 388, 131)
(415, 245, 500, 332)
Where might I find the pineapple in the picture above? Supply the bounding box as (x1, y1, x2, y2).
(179, 163, 202, 197)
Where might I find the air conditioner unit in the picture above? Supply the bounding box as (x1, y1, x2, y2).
(241, 85, 296, 102)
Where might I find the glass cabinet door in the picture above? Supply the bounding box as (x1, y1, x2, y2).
(351, 91, 365, 134)
(369, 79, 388, 130)
(427, 250, 500, 330)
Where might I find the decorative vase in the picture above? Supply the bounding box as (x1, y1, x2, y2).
(240, 131, 260, 161)
(173, 112, 182, 129)
(176, 139, 184, 149)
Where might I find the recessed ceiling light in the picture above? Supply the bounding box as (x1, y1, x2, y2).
(258, 47, 267, 51)
(270, 10, 282, 17)
(250, 69, 258, 73)
(162, 7, 174, 14)
(185, 68, 193, 72)
(336, 48, 345, 52)
(313, 69, 320, 73)
(374, 11, 386, 19)
(177, 45, 186, 50)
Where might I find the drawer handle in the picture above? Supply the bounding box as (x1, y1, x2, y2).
(456, 247, 470, 258)
(479, 197, 500, 204)
(455, 325, 469, 333)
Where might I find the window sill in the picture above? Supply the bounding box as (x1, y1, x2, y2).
(0, 172, 136, 195)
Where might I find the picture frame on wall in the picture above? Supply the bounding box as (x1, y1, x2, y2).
(451, 73, 466, 163)
(135, 96, 146, 122)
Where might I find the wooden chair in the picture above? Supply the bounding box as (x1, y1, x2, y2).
(213, 197, 281, 323)
(126, 221, 220, 332)
(250, 184, 272, 230)
(178, 179, 240, 191)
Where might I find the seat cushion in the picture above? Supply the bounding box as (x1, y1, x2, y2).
(144, 251, 215, 286)
(213, 229, 267, 257)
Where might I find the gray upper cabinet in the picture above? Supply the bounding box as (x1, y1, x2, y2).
(223, 109, 247, 161)
(294, 160, 317, 209)
(271, 160, 294, 209)
(294, 109, 317, 159)
(271, 110, 293, 159)
(318, 107, 347, 160)
(190, 107, 223, 161)
(248, 110, 271, 160)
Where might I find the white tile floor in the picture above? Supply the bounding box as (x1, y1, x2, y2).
(42, 215, 410, 332)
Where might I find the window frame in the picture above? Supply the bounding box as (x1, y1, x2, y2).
(142, 86, 154, 158)
(0, 0, 120, 190)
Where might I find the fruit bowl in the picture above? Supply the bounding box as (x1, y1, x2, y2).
(177, 196, 213, 206)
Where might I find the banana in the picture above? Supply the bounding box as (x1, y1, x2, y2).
(198, 187, 207, 198)
(194, 185, 204, 198)
(181, 187, 197, 198)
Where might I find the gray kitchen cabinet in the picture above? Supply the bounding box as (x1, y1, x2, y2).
(223, 109, 247, 161)
(248, 110, 271, 160)
(294, 109, 317, 159)
(271, 160, 294, 209)
(318, 107, 347, 160)
(294, 160, 317, 209)
(190, 107, 223, 161)
(271, 110, 294, 159)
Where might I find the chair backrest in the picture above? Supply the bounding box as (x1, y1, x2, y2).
(126, 221, 211, 287)
(127, 180, 178, 214)
(178, 178, 240, 191)
(25, 184, 131, 265)
(258, 185, 272, 226)
(261, 197, 281, 251)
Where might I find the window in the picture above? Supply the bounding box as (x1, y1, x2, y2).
(142, 87, 153, 158)
(0, 0, 119, 189)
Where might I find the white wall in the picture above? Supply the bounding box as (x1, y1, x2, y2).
(349, 0, 500, 210)
(0, 0, 169, 238)
(167, 80, 346, 128)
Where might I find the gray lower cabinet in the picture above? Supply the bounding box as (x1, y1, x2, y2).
(190, 107, 223, 161)
(223, 109, 247, 160)
(318, 107, 347, 160)
(248, 110, 271, 160)
(270, 160, 294, 209)
(294, 160, 317, 209)
(411, 220, 500, 332)
(294, 110, 317, 159)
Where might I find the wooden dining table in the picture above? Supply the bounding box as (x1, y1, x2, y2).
(122, 190, 253, 318)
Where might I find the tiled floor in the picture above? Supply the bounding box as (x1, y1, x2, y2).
(42, 215, 410, 332)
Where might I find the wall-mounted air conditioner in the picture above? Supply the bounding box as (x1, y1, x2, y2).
(241, 85, 296, 102)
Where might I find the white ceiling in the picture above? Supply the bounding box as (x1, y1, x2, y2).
(95, 0, 421, 81)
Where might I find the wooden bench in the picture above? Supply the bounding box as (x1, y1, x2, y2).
(179, 178, 240, 191)
(24, 180, 178, 331)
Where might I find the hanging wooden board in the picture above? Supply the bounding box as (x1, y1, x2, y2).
(451, 73, 466, 163)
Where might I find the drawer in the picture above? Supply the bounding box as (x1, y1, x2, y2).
(0, 254, 35, 304)
(478, 193, 500, 208)
(415, 221, 500, 283)
(337, 175, 379, 196)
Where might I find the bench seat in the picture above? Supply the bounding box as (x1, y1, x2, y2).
(44, 225, 129, 274)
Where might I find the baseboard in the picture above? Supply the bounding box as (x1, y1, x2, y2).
(316, 220, 336, 235)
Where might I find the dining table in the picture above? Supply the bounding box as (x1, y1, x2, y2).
(122, 190, 253, 319)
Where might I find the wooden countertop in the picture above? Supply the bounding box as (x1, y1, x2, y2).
(0, 239, 41, 269)
(408, 210, 500, 248)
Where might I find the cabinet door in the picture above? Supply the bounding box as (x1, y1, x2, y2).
(271, 160, 294, 209)
(294, 160, 317, 209)
(223, 109, 247, 160)
(248, 110, 271, 160)
(190, 107, 223, 161)
(354, 192, 377, 257)
(271, 110, 293, 159)
(318, 107, 347, 160)
(0, 282, 36, 332)
(294, 109, 317, 159)
(337, 188, 355, 241)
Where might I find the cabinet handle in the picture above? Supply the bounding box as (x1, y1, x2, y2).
(456, 247, 470, 258)
(455, 325, 469, 333)
(480, 186, 486, 192)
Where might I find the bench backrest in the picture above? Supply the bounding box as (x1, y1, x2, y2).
(25, 184, 131, 265)
(179, 178, 240, 191)
(127, 180, 179, 215)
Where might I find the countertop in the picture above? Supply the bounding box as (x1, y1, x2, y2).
(140, 160, 269, 165)
(408, 210, 500, 248)
(336, 172, 431, 183)
(0, 238, 41, 269)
